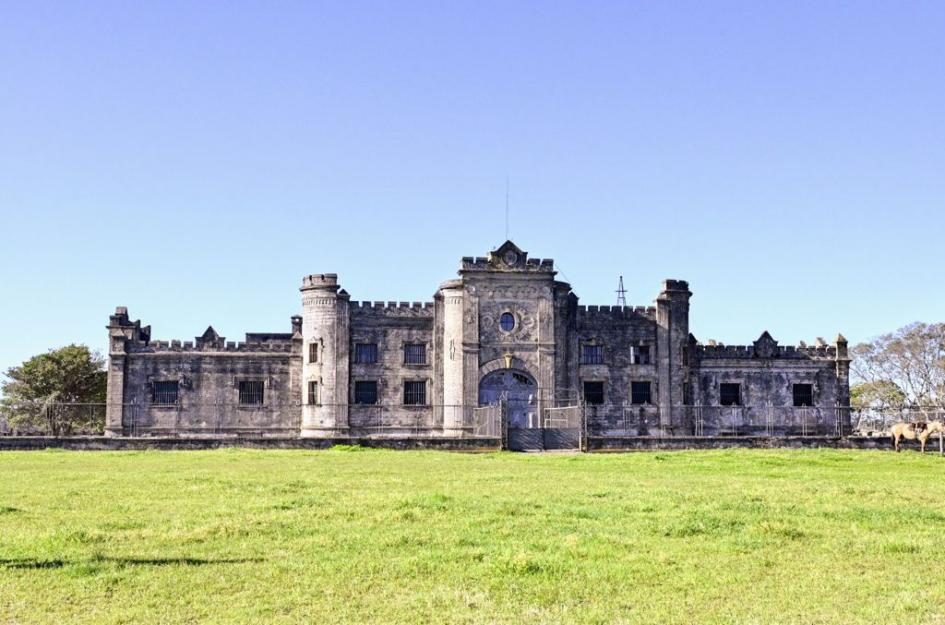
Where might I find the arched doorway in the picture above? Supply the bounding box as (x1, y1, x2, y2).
(478, 369, 537, 428)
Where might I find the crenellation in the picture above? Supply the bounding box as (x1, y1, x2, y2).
(106, 239, 850, 440)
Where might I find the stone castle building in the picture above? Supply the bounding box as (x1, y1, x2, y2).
(105, 241, 851, 441)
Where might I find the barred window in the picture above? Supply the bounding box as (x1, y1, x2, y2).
(404, 381, 427, 405)
(499, 312, 515, 332)
(632, 345, 651, 365)
(720, 383, 741, 406)
(793, 384, 814, 407)
(355, 381, 378, 405)
(583, 381, 604, 405)
(307, 381, 319, 405)
(582, 344, 604, 365)
(238, 380, 264, 405)
(355, 343, 378, 364)
(631, 381, 652, 405)
(152, 380, 179, 405)
(404, 344, 426, 365)
(308, 343, 318, 364)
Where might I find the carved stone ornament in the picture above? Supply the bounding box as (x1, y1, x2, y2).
(753, 331, 779, 359)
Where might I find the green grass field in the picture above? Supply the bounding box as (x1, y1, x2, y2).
(1, 448, 944, 624)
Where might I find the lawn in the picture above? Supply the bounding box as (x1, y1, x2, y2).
(1, 448, 944, 624)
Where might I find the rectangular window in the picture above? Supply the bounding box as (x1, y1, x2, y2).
(152, 380, 179, 405)
(404, 381, 427, 405)
(632, 345, 651, 365)
(238, 380, 264, 406)
(354, 343, 378, 364)
(308, 343, 318, 364)
(582, 344, 604, 365)
(719, 383, 741, 406)
(583, 381, 605, 405)
(404, 344, 426, 365)
(307, 381, 319, 405)
(793, 383, 814, 407)
(354, 381, 378, 405)
(631, 381, 652, 405)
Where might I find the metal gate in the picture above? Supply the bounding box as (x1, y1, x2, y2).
(478, 370, 583, 451)
(501, 398, 583, 451)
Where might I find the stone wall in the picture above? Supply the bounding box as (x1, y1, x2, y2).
(106, 308, 302, 436)
(103, 240, 851, 440)
(347, 301, 436, 432)
(570, 304, 660, 434)
(687, 332, 850, 435)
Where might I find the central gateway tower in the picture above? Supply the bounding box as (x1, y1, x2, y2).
(437, 241, 572, 425)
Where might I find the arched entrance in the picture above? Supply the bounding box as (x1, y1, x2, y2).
(478, 369, 537, 428)
(479, 369, 546, 450)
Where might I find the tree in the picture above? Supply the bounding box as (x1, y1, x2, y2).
(850, 380, 907, 411)
(851, 322, 945, 407)
(1, 345, 107, 435)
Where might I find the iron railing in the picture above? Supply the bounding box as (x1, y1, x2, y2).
(3, 402, 943, 440)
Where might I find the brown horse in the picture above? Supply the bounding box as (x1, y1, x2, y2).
(891, 421, 944, 452)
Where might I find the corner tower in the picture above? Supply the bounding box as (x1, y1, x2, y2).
(300, 273, 350, 437)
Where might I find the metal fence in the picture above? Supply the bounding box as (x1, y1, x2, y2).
(334, 403, 501, 438)
(0, 402, 501, 439)
(589, 404, 945, 438)
(0, 403, 107, 436)
(849, 407, 945, 436)
(3, 402, 943, 441)
(674, 406, 840, 437)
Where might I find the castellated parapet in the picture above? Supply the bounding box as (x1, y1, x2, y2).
(105, 240, 850, 439)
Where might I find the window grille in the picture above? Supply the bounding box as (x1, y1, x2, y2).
(793, 384, 814, 407)
(152, 380, 179, 405)
(499, 313, 515, 332)
(583, 381, 605, 405)
(308, 343, 318, 364)
(404, 344, 426, 365)
(355, 343, 378, 364)
(631, 381, 652, 405)
(632, 345, 651, 365)
(355, 381, 378, 405)
(512, 373, 533, 386)
(238, 380, 265, 405)
(719, 383, 741, 406)
(404, 381, 427, 405)
(307, 381, 319, 405)
(582, 344, 604, 365)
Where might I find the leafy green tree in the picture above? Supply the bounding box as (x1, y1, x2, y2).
(850, 380, 907, 410)
(1, 345, 107, 435)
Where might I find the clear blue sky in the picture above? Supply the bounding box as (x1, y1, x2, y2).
(1, 1, 943, 373)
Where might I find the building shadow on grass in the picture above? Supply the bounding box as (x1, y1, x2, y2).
(0, 556, 263, 569)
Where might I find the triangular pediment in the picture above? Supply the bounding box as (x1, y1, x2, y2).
(753, 331, 778, 358)
(196, 325, 225, 348)
(489, 240, 528, 269)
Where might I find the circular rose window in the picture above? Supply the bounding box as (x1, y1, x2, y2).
(499, 312, 515, 332)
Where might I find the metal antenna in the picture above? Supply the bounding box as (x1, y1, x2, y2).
(505, 176, 510, 240)
(616, 275, 627, 307)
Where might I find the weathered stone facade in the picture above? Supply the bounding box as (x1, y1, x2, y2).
(105, 241, 850, 438)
